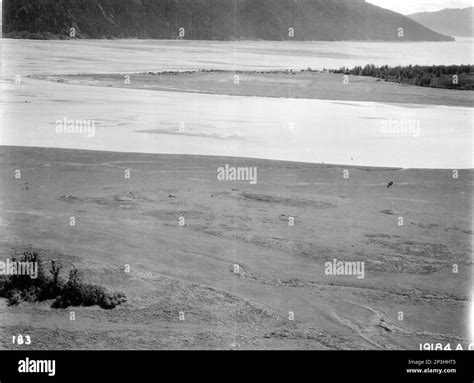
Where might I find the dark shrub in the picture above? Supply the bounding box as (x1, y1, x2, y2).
(6, 289, 23, 305)
(53, 278, 127, 310)
(1, 251, 126, 309)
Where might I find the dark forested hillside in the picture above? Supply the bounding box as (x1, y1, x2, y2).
(2, 0, 453, 41)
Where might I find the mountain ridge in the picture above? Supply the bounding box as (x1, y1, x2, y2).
(408, 7, 473, 37)
(2, 0, 453, 41)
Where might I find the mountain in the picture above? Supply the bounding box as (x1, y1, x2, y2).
(2, 0, 453, 41)
(408, 7, 473, 37)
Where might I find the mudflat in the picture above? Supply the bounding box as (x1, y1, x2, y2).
(0, 146, 471, 349)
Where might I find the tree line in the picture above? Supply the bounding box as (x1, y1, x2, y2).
(330, 64, 473, 90)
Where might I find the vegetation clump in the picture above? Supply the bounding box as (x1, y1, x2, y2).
(0, 251, 126, 310)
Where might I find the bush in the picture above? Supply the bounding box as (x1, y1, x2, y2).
(0, 251, 126, 309)
(0, 251, 53, 303)
(53, 281, 127, 309)
(54, 267, 127, 309)
(6, 289, 23, 305)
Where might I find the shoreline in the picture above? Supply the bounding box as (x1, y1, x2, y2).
(1, 145, 473, 172)
(2, 36, 460, 43)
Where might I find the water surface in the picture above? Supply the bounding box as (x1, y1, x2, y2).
(0, 39, 472, 169)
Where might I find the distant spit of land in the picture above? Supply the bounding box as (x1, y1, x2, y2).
(32, 69, 474, 107)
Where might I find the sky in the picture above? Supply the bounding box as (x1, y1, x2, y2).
(367, 0, 473, 15)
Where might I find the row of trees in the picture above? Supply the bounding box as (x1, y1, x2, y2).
(331, 64, 474, 90)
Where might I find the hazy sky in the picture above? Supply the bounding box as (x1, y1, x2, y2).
(367, 0, 472, 15)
